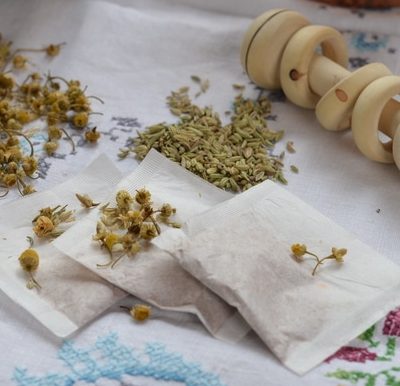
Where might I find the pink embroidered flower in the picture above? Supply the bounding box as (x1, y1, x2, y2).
(383, 308, 400, 336)
(325, 347, 377, 363)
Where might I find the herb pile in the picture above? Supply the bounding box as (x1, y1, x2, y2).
(94, 188, 180, 269)
(120, 82, 287, 191)
(0, 34, 102, 196)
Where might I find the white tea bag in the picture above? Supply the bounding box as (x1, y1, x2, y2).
(54, 149, 250, 341)
(0, 155, 127, 337)
(154, 180, 400, 374)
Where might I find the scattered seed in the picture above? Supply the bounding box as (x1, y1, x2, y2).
(286, 141, 296, 153)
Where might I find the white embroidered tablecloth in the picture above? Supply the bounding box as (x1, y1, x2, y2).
(1, 1, 400, 385)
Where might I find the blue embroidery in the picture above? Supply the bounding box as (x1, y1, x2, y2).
(12, 333, 226, 386)
(351, 32, 389, 52)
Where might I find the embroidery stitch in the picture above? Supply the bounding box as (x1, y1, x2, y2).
(12, 333, 226, 386)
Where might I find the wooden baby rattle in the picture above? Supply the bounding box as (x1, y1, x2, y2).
(241, 9, 400, 168)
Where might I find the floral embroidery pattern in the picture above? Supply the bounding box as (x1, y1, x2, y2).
(12, 333, 225, 386)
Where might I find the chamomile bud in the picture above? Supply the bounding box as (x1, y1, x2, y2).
(72, 112, 89, 128)
(116, 190, 133, 210)
(135, 188, 151, 205)
(33, 216, 54, 238)
(19, 248, 39, 272)
(139, 223, 158, 240)
(85, 127, 100, 143)
(44, 141, 59, 156)
(19, 247, 41, 290)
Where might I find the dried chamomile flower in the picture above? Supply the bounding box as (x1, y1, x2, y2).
(72, 112, 89, 128)
(139, 223, 158, 240)
(140, 203, 154, 219)
(116, 190, 133, 210)
(32, 205, 74, 239)
(94, 187, 180, 268)
(22, 156, 38, 176)
(104, 233, 121, 254)
(19, 237, 41, 289)
(158, 203, 179, 227)
(33, 216, 55, 238)
(159, 203, 175, 218)
(127, 210, 143, 225)
(44, 141, 59, 156)
(3, 173, 17, 187)
(332, 247, 347, 263)
(0, 36, 102, 196)
(291, 243, 347, 276)
(291, 243, 307, 259)
(48, 126, 63, 141)
(128, 241, 141, 256)
(121, 304, 151, 322)
(135, 188, 151, 205)
(75, 193, 100, 208)
(12, 54, 28, 69)
(93, 221, 108, 242)
(85, 127, 100, 143)
(45, 43, 65, 57)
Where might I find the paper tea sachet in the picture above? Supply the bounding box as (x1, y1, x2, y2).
(0, 154, 127, 337)
(153, 180, 400, 374)
(54, 149, 250, 341)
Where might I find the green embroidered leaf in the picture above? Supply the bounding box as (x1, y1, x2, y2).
(359, 325, 380, 348)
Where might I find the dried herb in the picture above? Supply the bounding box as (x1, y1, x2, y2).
(120, 83, 287, 192)
(19, 236, 41, 289)
(32, 205, 75, 238)
(75, 193, 100, 208)
(291, 243, 347, 276)
(94, 188, 180, 268)
(120, 304, 151, 321)
(286, 141, 296, 153)
(0, 33, 103, 196)
(191, 75, 210, 98)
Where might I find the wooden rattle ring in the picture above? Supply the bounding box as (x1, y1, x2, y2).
(280, 25, 348, 109)
(352, 75, 400, 163)
(240, 9, 310, 89)
(315, 63, 392, 131)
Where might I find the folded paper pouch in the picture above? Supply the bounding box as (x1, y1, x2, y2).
(154, 180, 400, 374)
(54, 149, 251, 342)
(0, 154, 127, 337)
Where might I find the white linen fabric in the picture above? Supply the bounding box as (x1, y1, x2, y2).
(1, 0, 400, 385)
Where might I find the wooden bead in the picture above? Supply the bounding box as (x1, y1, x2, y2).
(315, 63, 392, 131)
(280, 25, 348, 109)
(242, 9, 400, 170)
(240, 9, 309, 89)
(351, 75, 400, 163)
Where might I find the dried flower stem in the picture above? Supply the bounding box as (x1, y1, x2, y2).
(6, 130, 34, 156)
(60, 127, 76, 153)
(27, 272, 41, 289)
(310, 254, 337, 276)
(291, 244, 347, 276)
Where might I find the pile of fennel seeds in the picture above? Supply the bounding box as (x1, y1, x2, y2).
(120, 83, 287, 192)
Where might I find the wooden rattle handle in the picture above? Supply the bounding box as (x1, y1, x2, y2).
(241, 9, 400, 168)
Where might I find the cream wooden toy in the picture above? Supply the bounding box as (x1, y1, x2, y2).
(241, 9, 400, 168)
